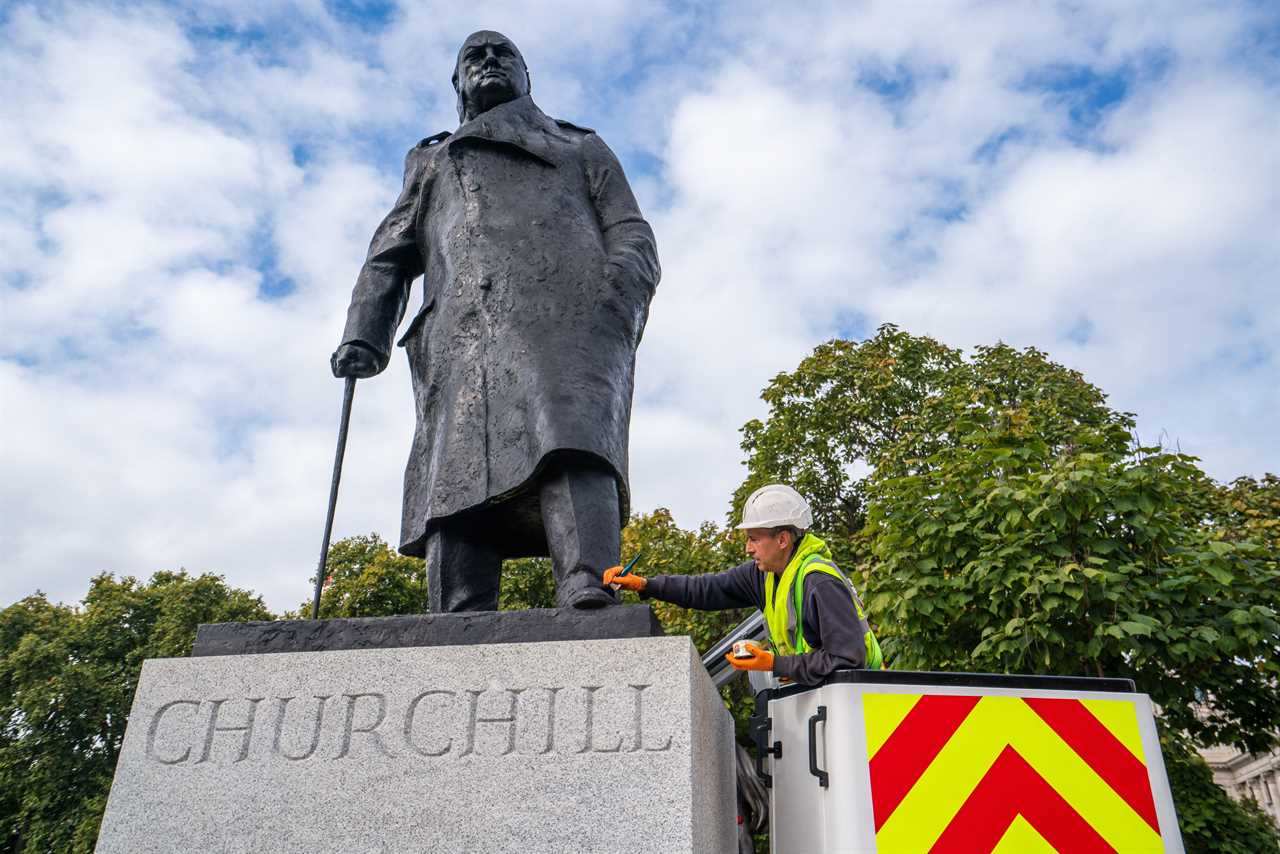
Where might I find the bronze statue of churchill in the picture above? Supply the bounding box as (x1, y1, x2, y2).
(332, 31, 660, 612)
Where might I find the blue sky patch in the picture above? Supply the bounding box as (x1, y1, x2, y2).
(325, 0, 398, 32)
(859, 61, 916, 103)
(620, 149, 665, 186)
(2, 352, 39, 368)
(213, 410, 273, 461)
(185, 21, 295, 70)
(974, 126, 1029, 164)
(251, 223, 296, 300)
(107, 318, 156, 347)
(1020, 50, 1172, 147)
(833, 308, 871, 342)
(1066, 315, 1094, 346)
(4, 270, 34, 291)
(1235, 12, 1280, 83)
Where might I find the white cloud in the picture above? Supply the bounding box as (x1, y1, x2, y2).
(2, 0, 1277, 612)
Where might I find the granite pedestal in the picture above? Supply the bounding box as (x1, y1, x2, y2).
(96, 613, 736, 853)
(192, 605, 666, 656)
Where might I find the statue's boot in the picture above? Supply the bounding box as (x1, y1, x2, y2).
(424, 524, 503, 612)
(540, 462, 621, 609)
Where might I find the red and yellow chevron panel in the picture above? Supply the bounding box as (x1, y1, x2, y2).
(864, 693, 1163, 853)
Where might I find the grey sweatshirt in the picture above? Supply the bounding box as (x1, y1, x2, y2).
(641, 560, 871, 685)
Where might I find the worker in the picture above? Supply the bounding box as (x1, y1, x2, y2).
(604, 484, 883, 684)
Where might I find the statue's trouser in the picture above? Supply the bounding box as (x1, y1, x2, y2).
(425, 461, 622, 612)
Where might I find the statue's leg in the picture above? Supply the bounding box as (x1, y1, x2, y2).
(425, 522, 503, 612)
(539, 461, 621, 609)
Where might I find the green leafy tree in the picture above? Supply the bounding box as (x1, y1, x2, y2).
(499, 558, 557, 610)
(734, 325, 1126, 565)
(0, 572, 270, 853)
(737, 327, 1280, 849)
(734, 326, 962, 564)
(865, 423, 1279, 753)
(618, 510, 745, 648)
(288, 533, 427, 618)
(1215, 474, 1280, 552)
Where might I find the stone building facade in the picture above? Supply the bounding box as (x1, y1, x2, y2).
(1198, 743, 1280, 828)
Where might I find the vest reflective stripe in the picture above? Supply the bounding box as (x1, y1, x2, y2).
(764, 541, 883, 670)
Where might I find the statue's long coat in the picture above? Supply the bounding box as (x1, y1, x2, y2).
(340, 95, 660, 558)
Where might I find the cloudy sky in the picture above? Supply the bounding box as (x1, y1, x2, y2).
(3, 0, 1277, 612)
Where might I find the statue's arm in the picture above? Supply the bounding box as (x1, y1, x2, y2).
(334, 148, 428, 375)
(583, 134, 660, 296)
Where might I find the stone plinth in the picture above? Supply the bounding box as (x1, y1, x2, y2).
(95, 636, 736, 853)
(192, 605, 664, 656)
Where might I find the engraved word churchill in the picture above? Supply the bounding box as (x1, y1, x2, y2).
(144, 683, 673, 766)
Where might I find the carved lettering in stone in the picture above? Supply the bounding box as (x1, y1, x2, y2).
(271, 695, 331, 761)
(146, 699, 200, 765)
(628, 684, 672, 753)
(144, 682, 678, 766)
(460, 688, 526, 757)
(196, 697, 263, 764)
(536, 686, 562, 755)
(578, 685, 623, 754)
(404, 690, 455, 757)
(336, 692, 393, 758)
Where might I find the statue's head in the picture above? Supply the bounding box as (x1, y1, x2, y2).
(452, 30, 530, 123)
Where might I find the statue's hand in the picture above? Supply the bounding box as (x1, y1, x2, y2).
(331, 343, 380, 379)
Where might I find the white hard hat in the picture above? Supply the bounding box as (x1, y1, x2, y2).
(736, 484, 813, 530)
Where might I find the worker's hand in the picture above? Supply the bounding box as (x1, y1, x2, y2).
(726, 641, 774, 673)
(331, 343, 380, 379)
(603, 565, 646, 592)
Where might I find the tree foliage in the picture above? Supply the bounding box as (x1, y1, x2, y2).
(735, 326, 962, 562)
(619, 510, 745, 649)
(0, 572, 269, 853)
(865, 424, 1280, 753)
(1214, 474, 1280, 552)
(287, 533, 427, 618)
(498, 557, 557, 610)
(738, 325, 1280, 843)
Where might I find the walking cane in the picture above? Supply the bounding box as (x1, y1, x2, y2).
(311, 376, 357, 619)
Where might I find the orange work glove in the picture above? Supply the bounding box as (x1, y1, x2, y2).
(725, 641, 774, 673)
(603, 565, 646, 592)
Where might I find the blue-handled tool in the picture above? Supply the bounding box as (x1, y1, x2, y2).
(608, 551, 645, 591)
(617, 551, 644, 576)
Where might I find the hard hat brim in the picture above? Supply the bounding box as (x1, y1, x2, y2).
(735, 519, 806, 530)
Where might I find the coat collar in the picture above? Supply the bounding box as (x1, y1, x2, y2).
(448, 95, 572, 167)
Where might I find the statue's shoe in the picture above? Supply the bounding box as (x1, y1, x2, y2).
(565, 586, 617, 609)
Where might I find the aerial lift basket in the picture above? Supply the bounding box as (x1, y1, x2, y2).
(751, 670, 1185, 854)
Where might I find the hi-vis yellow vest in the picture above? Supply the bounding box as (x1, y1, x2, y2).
(763, 534, 884, 669)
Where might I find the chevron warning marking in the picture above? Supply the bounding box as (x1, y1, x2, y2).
(989, 816, 1057, 854)
(1025, 697, 1159, 830)
(929, 746, 1113, 853)
(864, 692, 1164, 853)
(1081, 697, 1146, 761)
(869, 695, 980, 829)
(864, 692, 922, 758)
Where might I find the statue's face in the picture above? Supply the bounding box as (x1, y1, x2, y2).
(455, 33, 529, 119)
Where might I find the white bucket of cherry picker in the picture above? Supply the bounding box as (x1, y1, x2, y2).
(751, 670, 1184, 853)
